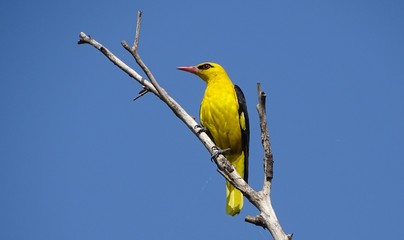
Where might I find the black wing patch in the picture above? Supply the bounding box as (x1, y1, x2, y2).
(234, 85, 250, 183)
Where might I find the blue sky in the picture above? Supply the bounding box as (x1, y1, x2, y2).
(1, 0, 403, 239)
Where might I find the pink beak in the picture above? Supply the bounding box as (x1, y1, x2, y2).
(177, 66, 198, 74)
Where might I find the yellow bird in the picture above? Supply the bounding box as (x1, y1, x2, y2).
(178, 62, 249, 216)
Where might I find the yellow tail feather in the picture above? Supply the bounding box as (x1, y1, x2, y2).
(226, 180, 243, 216)
(225, 152, 246, 216)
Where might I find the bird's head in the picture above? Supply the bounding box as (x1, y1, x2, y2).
(177, 62, 227, 83)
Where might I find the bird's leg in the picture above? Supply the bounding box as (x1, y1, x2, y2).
(211, 146, 231, 162)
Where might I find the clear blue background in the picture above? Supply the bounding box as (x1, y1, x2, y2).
(1, 1, 403, 239)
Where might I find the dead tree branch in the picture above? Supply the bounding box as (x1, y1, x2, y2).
(78, 10, 292, 240)
(244, 83, 293, 240)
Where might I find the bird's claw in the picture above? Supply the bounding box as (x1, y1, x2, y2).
(211, 147, 231, 162)
(194, 125, 208, 135)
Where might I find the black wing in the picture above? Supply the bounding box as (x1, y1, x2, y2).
(234, 85, 250, 183)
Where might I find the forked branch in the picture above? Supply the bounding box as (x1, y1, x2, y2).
(78, 10, 292, 240)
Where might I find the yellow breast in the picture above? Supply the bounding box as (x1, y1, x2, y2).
(200, 78, 242, 157)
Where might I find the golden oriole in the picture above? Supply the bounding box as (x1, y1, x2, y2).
(178, 62, 249, 216)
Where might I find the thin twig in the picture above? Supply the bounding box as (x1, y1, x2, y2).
(133, 11, 142, 50)
(257, 82, 274, 196)
(245, 215, 266, 228)
(122, 11, 173, 107)
(133, 87, 149, 101)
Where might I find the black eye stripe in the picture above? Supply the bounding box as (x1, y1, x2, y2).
(197, 63, 214, 70)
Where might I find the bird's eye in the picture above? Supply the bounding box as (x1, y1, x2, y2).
(198, 63, 213, 70)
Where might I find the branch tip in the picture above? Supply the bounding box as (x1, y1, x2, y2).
(133, 10, 143, 50)
(245, 215, 266, 228)
(79, 32, 87, 39)
(256, 82, 274, 191)
(78, 32, 90, 45)
(257, 82, 261, 91)
(121, 40, 130, 50)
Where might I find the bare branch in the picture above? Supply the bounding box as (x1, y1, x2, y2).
(257, 82, 274, 195)
(243, 83, 291, 240)
(133, 10, 142, 50)
(122, 11, 174, 111)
